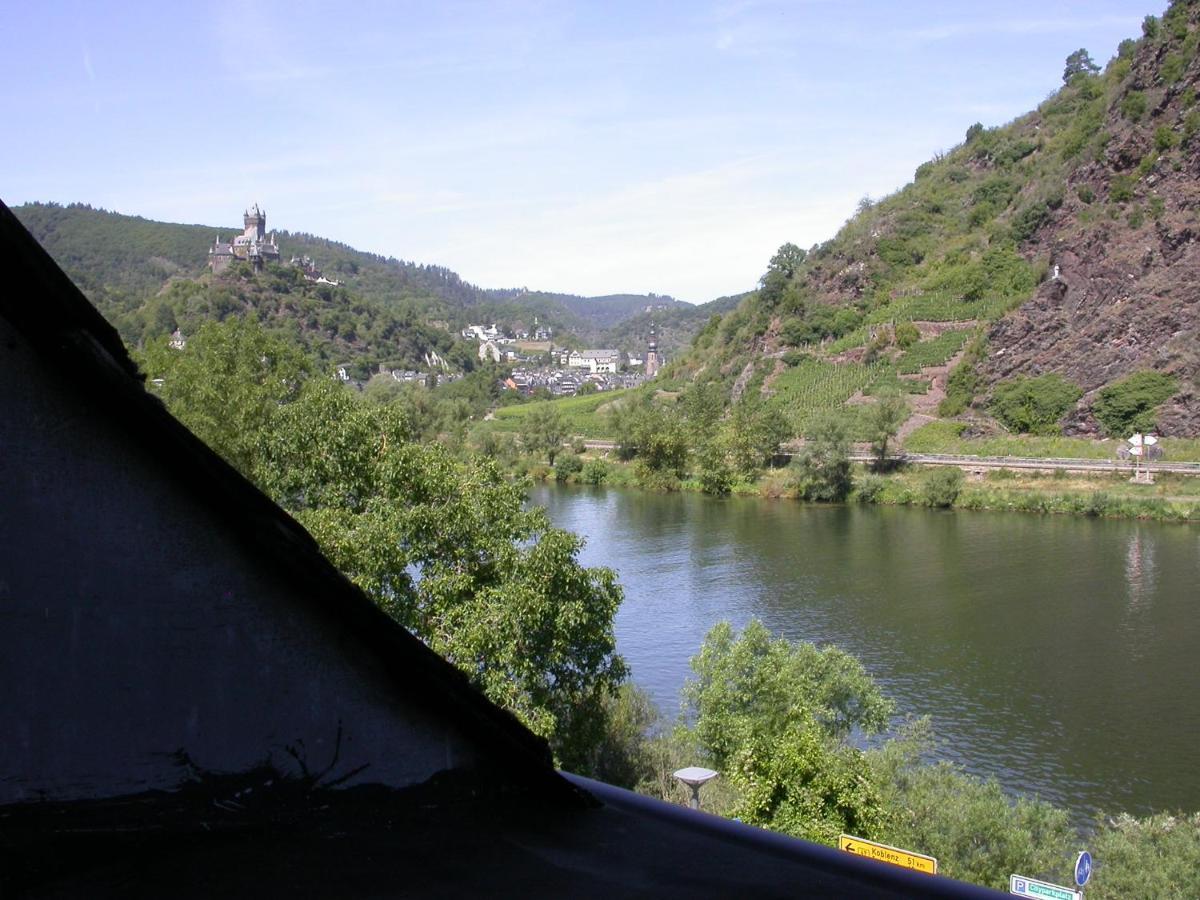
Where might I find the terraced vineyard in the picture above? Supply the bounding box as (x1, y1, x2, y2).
(766, 357, 884, 432)
(897, 329, 972, 373)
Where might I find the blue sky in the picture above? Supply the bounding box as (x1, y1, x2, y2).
(2, 1, 1162, 302)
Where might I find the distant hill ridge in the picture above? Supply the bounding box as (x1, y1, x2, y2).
(11, 202, 727, 361)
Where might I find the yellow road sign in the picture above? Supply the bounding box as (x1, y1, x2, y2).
(838, 834, 937, 875)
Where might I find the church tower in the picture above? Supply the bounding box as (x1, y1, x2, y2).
(645, 326, 660, 378)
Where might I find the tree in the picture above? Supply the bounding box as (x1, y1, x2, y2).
(521, 401, 568, 464)
(138, 318, 310, 480)
(721, 400, 791, 479)
(141, 318, 627, 769)
(1063, 48, 1100, 83)
(866, 390, 909, 469)
(759, 242, 807, 308)
(869, 724, 1074, 891)
(611, 395, 689, 477)
(791, 413, 853, 501)
(684, 621, 893, 843)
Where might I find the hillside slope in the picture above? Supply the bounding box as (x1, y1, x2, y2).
(674, 0, 1200, 439)
(11, 203, 712, 355)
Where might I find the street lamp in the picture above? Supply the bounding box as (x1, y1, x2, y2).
(673, 766, 719, 810)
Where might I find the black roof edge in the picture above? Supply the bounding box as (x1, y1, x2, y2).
(0, 198, 591, 810)
(561, 773, 1011, 898)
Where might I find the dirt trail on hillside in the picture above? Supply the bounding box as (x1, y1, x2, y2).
(895, 345, 967, 444)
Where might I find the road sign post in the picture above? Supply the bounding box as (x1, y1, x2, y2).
(838, 834, 936, 875)
(1009, 874, 1081, 900)
(1074, 851, 1092, 887)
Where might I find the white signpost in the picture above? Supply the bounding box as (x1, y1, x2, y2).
(1128, 432, 1159, 484)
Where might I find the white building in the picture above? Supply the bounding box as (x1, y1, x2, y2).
(567, 349, 621, 374)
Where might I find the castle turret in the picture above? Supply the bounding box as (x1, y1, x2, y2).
(243, 204, 266, 241)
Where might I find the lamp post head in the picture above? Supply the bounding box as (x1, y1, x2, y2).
(673, 767, 719, 810)
(673, 766, 719, 787)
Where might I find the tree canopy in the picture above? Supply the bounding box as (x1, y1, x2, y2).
(1063, 48, 1100, 82)
(140, 317, 626, 768)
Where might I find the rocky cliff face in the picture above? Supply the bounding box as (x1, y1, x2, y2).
(983, 13, 1200, 434)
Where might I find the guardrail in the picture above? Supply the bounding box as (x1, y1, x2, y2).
(578, 440, 1200, 476)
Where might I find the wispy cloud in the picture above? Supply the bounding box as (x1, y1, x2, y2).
(899, 14, 1139, 44)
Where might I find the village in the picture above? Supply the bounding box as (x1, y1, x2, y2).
(463, 320, 662, 397)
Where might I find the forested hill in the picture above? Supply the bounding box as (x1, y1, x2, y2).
(11, 202, 710, 355)
(676, 0, 1200, 438)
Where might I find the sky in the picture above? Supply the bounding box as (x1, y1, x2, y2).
(1, 1, 1164, 303)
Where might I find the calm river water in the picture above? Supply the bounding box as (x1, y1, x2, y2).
(530, 484, 1200, 821)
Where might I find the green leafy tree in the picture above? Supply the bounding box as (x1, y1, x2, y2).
(759, 242, 807, 309)
(142, 318, 626, 769)
(866, 390, 909, 469)
(521, 401, 568, 464)
(139, 318, 310, 479)
(721, 400, 791, 479)
(791, 413, 853, 501)
(1063, 48, 1100, 82)
(612, 395, 689, 476)
(697, 440, 735, 495)
(1092, 371, 1178, 437)
(990, 373, 1082, 434)
(870, 724, 1074, 891)
(684, 621, 893, 843)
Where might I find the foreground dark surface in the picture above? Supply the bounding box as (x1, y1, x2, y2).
(1, 771, 1006, 899)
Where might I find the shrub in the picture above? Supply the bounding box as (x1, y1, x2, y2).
(1186, 109, 1200, 141)
(990, 374, 1082, 434)
(578, 457, 609, 485)
(894, 322, 920, 349)
(1120, 91, 1147, 122)
(1154, 125, 1180, 151)
(554, 453, 583, 483)
(1110, 174, 1136, 203)
(922, 468, 964, 508)
(1011, 202, 1050, 242)
(855, 474, 888, 504)
(1093, 371, 1178, 436)
(1142, 15, 1159, 39)
(1162, 53, 1186, 84)
(1077, 185, 1095, 204)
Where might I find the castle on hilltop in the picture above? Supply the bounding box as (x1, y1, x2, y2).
(208, 204, 281, 274)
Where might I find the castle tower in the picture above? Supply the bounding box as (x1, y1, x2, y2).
(244, 203, 266, 241)
(645, 326, 660, 378)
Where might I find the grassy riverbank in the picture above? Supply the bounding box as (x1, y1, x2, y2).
(520, 453, 1200, 523)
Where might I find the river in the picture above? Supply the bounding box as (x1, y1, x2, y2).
(530, 484, 1200, 822)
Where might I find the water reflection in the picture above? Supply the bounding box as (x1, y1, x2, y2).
(532, 484, 1200, 821)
